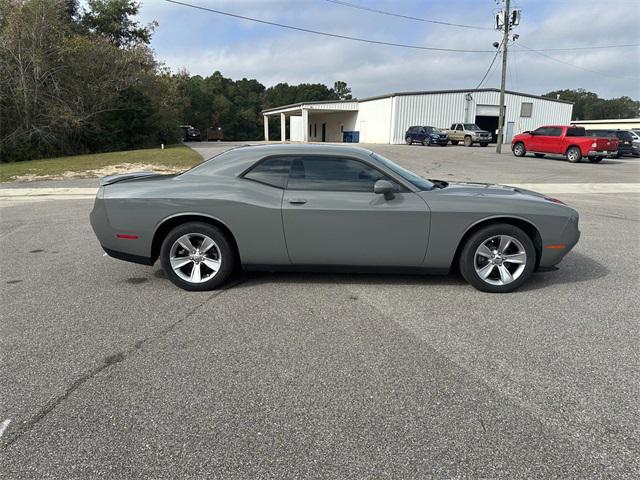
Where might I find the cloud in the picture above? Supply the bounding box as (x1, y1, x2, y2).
(141, 0, 640, 99)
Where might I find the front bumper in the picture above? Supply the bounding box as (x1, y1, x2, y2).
(538, 211, 581, 268)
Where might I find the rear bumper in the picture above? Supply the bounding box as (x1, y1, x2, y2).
(588, 150, 616, 158)
(103, 247, 153, 266)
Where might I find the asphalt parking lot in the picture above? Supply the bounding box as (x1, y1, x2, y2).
(1, 142, 639, 478)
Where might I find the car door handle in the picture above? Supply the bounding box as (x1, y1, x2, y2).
(288, 198, 307, 205)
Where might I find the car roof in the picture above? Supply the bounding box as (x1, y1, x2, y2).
(230, 142, 375, 156)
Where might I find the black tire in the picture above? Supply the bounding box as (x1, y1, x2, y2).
(480, 143, 488, 147)
(451, 140, 459, 145)
(405, 136, 412, 145)
(160, 222, 235, 291)
(513, 142, 526, 157)
(459, 223, 536, 293)
(566, 146, 582, 163)
(589, 156, 603, 163)
(534, 153, 545, 158)
(464, 135, 473, 147)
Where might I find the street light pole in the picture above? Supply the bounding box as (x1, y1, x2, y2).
(496, 0, 510, 154)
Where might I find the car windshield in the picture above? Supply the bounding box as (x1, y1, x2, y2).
(370, 152, 434, 191)
(426, 127, 440, 133)
(463, 124, 481, 130)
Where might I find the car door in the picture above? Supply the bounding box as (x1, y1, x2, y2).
(527, 127, 547, 151)
(541, 126, 564, 153)
(417, 127, 426, 143)
(281, 155, 430, 266)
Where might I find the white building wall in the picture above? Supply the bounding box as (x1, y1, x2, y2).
(355, 97, 393, 143)
(390, 91, 572, 144)
(306, 112, 357, 142)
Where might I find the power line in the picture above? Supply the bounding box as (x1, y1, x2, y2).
(163, 0, 498, 53)
(325, 0, 640, 52)
(324, 0, 492, 30)
(515, 42, 640, 80)
(474, 42, 503, 89)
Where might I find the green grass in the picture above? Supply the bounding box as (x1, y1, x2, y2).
(0, 145, 203, 182)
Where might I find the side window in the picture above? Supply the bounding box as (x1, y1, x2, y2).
(520, 102, 533, 117)
(456, 124, 463, 131)
(547, 127, 563, 137)
(287, 156, 391, 192)
(419, 128, 425, 134)
(533, 127, 548, 136)
(243, 157, 291, 189)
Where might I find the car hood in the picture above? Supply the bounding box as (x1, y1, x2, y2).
(425, 181, 547, 200)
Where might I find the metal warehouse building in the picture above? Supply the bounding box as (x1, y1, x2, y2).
(262, 88, 573, 145)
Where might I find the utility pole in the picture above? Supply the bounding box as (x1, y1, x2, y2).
(496, 0, 511, 154)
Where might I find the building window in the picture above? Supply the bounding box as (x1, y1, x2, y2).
(520, 102, 533, 117)
(314, 124, 317, 137)
(309, 123, 312, 137)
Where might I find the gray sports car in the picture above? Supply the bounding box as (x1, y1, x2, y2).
(90, 144, 580, 293)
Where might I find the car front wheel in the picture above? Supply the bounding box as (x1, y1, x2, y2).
(464, 135, 473, 147)
(160, 222, 235, 291)
(459, 224, 536, 293)
(405, 136, 412, 145)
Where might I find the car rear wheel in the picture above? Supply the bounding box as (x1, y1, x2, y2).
(459, 224, 536, 293)
(464, 135, 473, 147)
(566, 146, 582, 163)
(160, 222, 235, 291)
(451, 140, 459, 145)
(405, 136, 412, 145)
(513, 142, 526, 157)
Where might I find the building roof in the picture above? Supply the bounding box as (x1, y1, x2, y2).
(261, 88, 573, 114)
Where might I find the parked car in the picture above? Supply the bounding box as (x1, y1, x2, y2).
(207, 127, 224, 141)
(586, 129, 640, 158)
(90, 144, 580, 294)
(180, 125, 201, 142)
(511, 125, 618, 163)
(445, 123, 491, 147)
(405, 126, 449, 146)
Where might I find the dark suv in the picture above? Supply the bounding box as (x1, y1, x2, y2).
(586, 129, 639, 157)
(405, 126, 449, 146)
(180, 125, 201, 142)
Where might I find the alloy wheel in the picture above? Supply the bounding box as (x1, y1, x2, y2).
(169, 233, 221, 283)
(473, 234, 527, 286)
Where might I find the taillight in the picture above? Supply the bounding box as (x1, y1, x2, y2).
(591, 142, 597, 147)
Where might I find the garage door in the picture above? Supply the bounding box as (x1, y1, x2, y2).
(476, 104, 500, 116)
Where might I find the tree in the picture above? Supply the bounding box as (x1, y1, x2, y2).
(80, 0, 156, 47)
(333, 80, 352, 100)
(543, 89, 640, 120)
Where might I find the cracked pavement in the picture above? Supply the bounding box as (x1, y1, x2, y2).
(1, 144, 639, 478)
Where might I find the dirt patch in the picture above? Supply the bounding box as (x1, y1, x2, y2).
(10, 163, 185, 182)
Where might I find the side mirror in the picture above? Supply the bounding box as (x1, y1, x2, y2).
(374, 179, 396, 200)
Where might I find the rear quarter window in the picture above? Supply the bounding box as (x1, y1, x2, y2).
(566, 128, 585, 137)
(243, 157, 292, 189)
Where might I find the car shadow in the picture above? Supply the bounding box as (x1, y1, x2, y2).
(150, 252, 607, 293)
(225, 251, 608, 293)
(519, 251, 609, 292)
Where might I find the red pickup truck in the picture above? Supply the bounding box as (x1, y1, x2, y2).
(511, 125, 618, 163)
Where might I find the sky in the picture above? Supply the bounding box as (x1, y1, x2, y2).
(136, 0, 640, 100)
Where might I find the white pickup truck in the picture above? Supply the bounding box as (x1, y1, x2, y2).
(445, 123, 492, 147)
